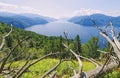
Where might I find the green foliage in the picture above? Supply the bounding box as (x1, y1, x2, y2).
(74, 35, 81, 55)
(0, 23, 103, 61)
(0, 23, 66, 59)
(0, 23, 103, 60)
(0, 59, 119, 78)
(104, 70, 120, 78)
(81, 36, 100, 58)
(0, 23, 119, 78)
(4, 59, 95, 78)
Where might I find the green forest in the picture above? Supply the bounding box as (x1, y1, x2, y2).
(0, 23, 120, 78)
(0, 23, 101, 59)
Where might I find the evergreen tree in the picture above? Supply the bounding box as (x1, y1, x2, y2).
(81, 36, 100, 58)
(74, 35, 81, 55)
(59, 36, 64, 52)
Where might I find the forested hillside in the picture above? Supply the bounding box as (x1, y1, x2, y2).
(0, 22, 120, 78)
(0, 23, 67, 59)
(0, 12, 49, 29)
(0, 22, 102, 78)
(0, 22, 100, 60)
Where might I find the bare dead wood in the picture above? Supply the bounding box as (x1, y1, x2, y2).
(7, 51, 23, 64)
(0, 21, 120, 78)
(92, 21, 120, 59)
(6, 52, 23, 71)
(100, 32, 120, 59)
(0, 36, 30, 74)
(85, 61, 119, 78)
(96, 54, 111, 77)
(13, 55, 31, 78)
(63, 43, 83, 78)
(14, 52, 65, 78)
(97, 49, 109, 54)
(41, 59, 65, 78)
(90, 58, 102, 66)
(0, 57, 5, 63)
(83, 21, 120, 78)
(49, 71, 57, 78)
(0, 25, 13, 50)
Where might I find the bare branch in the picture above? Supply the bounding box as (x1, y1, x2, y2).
(14, 52, 65, 78)
(41, 59, 65, 78)
(13, 55, 31, 78)
(109, 22, 120, 50)
(0, 26, 13, 50)
(79, 56, 100, 68)
(49, 71, 56, 78)
(85, 62, 119, 78)
(63, 43, 82, 78)
(84, 21, 120, 78)
(97, 54, 111, 77)
(92, 21, 120, 59)
(100, 32, 120, 59)
(0, 36, 30, 74)
(97, 50, 109, 54)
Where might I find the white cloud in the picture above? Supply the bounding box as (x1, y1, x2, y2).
(107, 10, 120, 17)
(0, 2, 120, 18)
(0, 2, 41, 14)
(74, 8, 120, 17)
(74, 8, 103, 16)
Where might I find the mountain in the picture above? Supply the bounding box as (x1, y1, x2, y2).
(0, 22, 68, 59)
(0, 1, 57, 29)
(0, 12, 119, 43)
(68, 14, 120, 27)
(0, 12, 49, 29)
(21, 13, 56, 22)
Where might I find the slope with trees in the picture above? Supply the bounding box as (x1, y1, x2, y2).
(0, 21, 119, 78)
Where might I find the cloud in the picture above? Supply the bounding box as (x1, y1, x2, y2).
(0, 2, 120, 18)
(74, 8, 120, 17)
(74, 8, 103, 16)
(107, 10, 120, 17)
(0, 2, 41, 14)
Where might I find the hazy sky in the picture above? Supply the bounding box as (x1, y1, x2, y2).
(0, 0, 119, 18)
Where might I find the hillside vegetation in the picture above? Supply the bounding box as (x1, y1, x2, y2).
(1, 22, 119, 78)
(0, 23, 67, 59)
(0, 23, 101, 60)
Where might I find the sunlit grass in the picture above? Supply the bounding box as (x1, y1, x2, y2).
(9, 59, 95, 78)
(2, 59, 120, 78)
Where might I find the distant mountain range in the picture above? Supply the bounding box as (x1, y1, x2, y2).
(25, 13, 120, 43)
(0, 12, 120, 28)
(0, 12, 119, 43)
(0, 12, 56, 28)
(0, 1, 119, 43)
(68, 14, 120, 27)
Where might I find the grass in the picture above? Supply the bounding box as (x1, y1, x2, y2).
(1, 59, 120, 78)
(104, 70, 120, 78)
(21, 59, 95, 78)
(1, 58, 95, 78)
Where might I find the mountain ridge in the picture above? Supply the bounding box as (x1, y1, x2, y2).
(0, 12, 56, 29)
(68, 13, 120, 27)
(0, 12, 119, 43)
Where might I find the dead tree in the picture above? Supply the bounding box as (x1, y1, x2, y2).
(84, 21, 120, 78)
(0, 22, 120, 78)
(62, 21, 120, 78)
(42, 20, 118, 78)
(0, 26, 66, 78)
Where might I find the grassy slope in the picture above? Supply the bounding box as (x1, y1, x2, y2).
(6, 59, 120, 78)
(7, 59, 95, 78)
